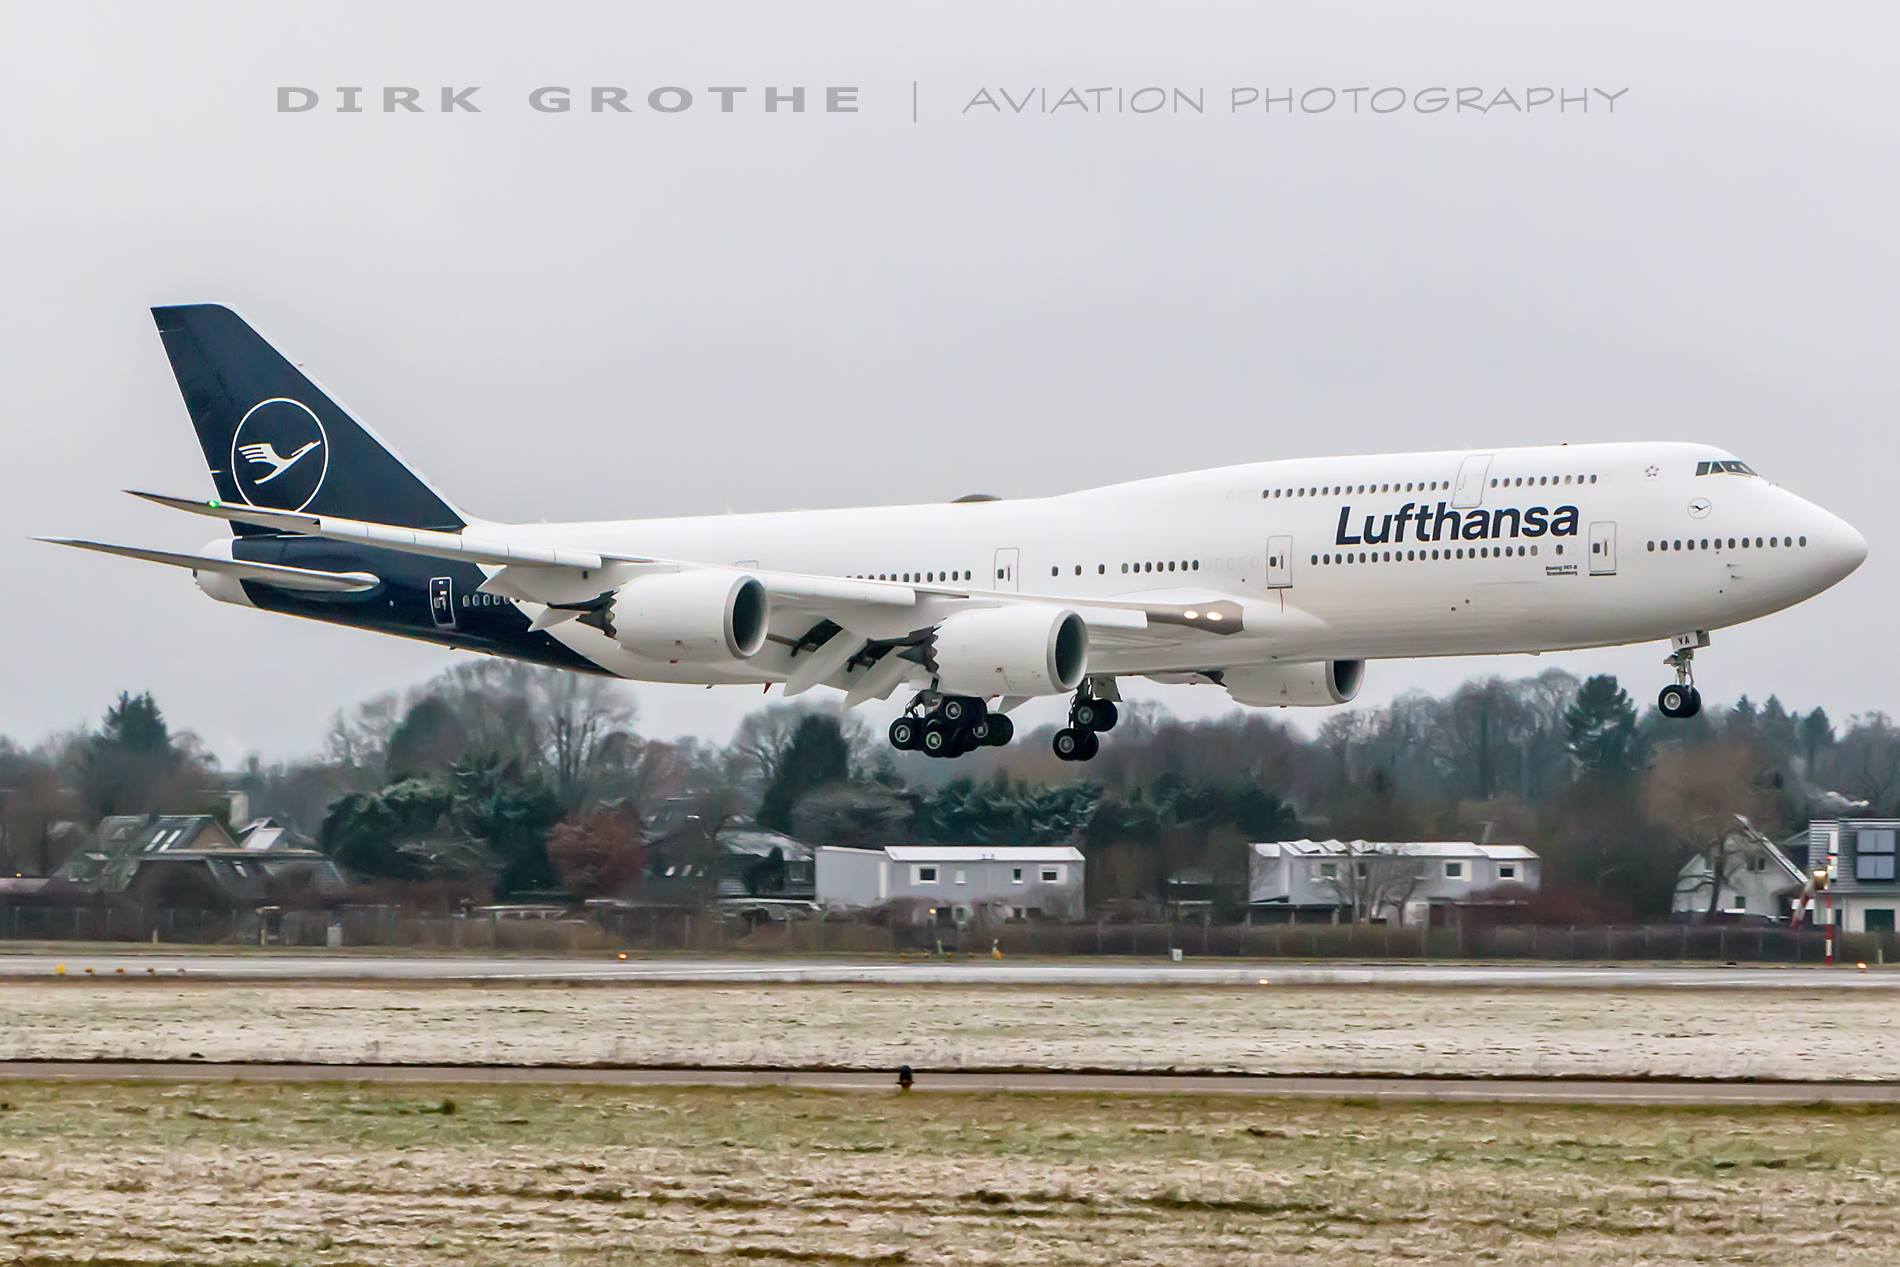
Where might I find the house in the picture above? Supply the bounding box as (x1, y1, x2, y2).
(59, 815, 240, 889)
(647, 818, 814, 902)
(816, 845, 1086, 924)
(1248, 839, 1540, 926)
(1802, 819, 1900, 932)
(1670, 823, 1805, 920)
(55, 813, 345, 908)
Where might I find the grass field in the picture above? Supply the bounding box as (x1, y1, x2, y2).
(0, 981, 1892, 1079)
(0, 1081, 1892, 1265)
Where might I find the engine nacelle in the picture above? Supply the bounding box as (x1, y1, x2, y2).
(1221, 660, 1365, 707)
(594, 570, 769, 662)
(930, 606, 1088, 697)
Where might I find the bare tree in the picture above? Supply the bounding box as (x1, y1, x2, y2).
(1318, 842, 1426, 924)
(1644, 742, 1769, 919)
(530, 671, 637, 809)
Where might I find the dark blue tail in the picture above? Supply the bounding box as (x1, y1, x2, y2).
(152, 304, 464, 534)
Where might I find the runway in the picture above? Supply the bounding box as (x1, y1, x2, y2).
(0, 952, 1891, 988)
(0, 1060, 1891, 1105)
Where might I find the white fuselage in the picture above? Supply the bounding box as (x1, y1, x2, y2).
(494, 440, 1865, 690)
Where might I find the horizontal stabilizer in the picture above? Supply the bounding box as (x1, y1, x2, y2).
(36, 538, 380, 594)
(127, 490, 627, 571)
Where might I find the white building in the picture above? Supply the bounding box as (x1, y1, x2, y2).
(1802, 820, 1900, 933)
(1248, 839, 1539, 926)
(1670, 825, 1805, 920)
(815, 845, 1085, 924)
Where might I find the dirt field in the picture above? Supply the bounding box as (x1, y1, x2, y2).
(0, 981, 1891, 1079)
(0, 1080, 1893, 1265)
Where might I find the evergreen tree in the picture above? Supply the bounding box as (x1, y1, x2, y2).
(100, 692, 172, 754)
(1800, 707, 1834, 769)
(756, 714, 851, 833)
(79, 692, 198, 818)
(1562, 675, 1639, 776)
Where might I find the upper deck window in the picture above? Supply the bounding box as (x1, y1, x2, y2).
(1696, 460, 1757, 477)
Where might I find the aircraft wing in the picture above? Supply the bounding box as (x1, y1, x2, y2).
(126, 490, 1250, 696)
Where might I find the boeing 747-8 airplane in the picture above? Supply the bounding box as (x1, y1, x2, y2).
(44, 305, 1868, 761)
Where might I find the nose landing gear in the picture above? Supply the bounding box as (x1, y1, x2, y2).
(1657, 632, 1709, 719)
(889, 694, 1014, 759)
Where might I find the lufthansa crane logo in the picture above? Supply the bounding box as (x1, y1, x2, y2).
(230, 398, 328, 512)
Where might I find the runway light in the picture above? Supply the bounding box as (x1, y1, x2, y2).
(53, 964, 64, 976)
(114, 967, 124, 975)
(84, 967, 93, 975)
(1858, 962, 1869, 971)
(1258, 978, 1271, 986)
(616, 952, 628, 961)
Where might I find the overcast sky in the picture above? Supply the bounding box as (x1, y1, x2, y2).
(2, 2, 1894, 763)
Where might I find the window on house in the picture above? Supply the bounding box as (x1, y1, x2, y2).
(1856, 829, 1896, 882)
(916, 865, 938, 883)
(1318, 861, 1337, 880)
(1732, 896, 1747, 911)
(1011, 867, 1024, 884)
(1498, 864, 1517, 880)
(1445, 861, 1464, 879)
(1040, 867, 1061, 883)
(954, 869, 967, 885)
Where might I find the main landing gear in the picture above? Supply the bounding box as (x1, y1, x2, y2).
(1053, 686, 1118, 763)
(1658, 632, 1710, 719)
(888, 694, 1015, 759)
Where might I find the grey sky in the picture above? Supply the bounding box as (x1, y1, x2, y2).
(2, 1, 1894, 763)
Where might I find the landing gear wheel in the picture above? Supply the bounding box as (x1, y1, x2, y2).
(1053, 727, 1085, 762)
(984, 713, 1015, 747)
(1073, 730, 1100, 761)
(1658, 684, 1702, 719)
(939, 696, 986, 726)
(889, 717, 920, 751)
(1073, 700, 1118, 732)
(921, 720, 953, 757)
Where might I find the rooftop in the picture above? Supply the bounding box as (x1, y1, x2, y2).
(824, 845, 1085, 864)
(1252, 839, 1538, 861)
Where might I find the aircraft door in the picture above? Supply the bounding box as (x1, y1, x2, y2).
(428, 576, 457, 628)
(993, 547, 1020, 592)
(1589, 521, 1617, 575)
(1266, 534, 1293, 588)
(1453, 454, 1492, 509)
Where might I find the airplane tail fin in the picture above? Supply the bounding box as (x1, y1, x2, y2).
(151, 304, 466, 535)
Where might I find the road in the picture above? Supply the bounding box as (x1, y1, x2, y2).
(0, 1059, 1890, 1105)
(0, 952, 1892, 988)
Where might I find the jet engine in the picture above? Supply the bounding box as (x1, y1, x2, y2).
(1220, 660, 1365, 707)
(587, 570, 769, 662)
(930, 606, 1088, 697)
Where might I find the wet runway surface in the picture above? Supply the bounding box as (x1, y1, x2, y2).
(0, 1060, 1890, 1105)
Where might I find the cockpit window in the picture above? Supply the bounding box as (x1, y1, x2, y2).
(1696, 460, 1756, 477)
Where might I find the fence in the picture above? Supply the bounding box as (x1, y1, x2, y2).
(5, 901, 1896, 964)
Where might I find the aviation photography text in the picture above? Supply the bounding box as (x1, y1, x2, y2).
(275, 82, 1631, 119)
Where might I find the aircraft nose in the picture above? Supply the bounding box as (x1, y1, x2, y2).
(1812, 506, 1868, 583)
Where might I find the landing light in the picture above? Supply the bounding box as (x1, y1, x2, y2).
(1206, 612, 1223, 622)
(1184, 610, 1200, 620)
